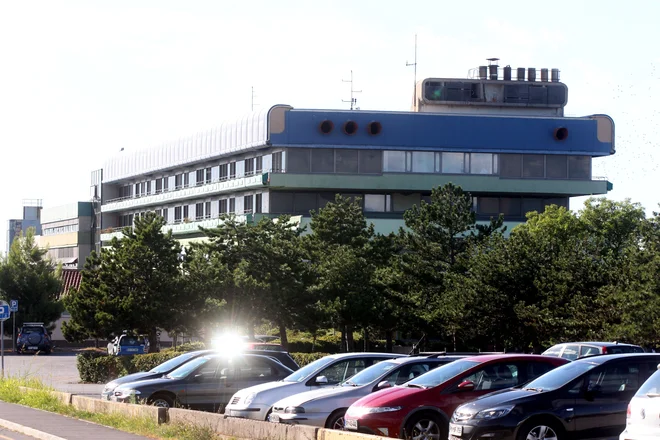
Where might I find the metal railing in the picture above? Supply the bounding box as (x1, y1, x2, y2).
(105, 170, 266, 204)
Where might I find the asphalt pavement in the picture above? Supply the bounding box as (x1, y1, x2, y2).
(0, 426, 36, 440)
(0, 351, 103, 397)
(0, 401, 150, 440)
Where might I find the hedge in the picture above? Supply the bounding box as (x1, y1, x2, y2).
(77, 350, 329, 383)
(290, 352, 328, 367)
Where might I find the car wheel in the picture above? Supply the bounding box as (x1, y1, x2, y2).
(326, 409, 347, 430)
(516, 418, 562, 440)
(403, 412, 445, 440)
(148, 394, 174, 408)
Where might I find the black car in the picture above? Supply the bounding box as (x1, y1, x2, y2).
(16, 322, 52, 354)
(542, 341, 644, 360)
(449, 353, 660, 440)
(111, 353, 294, 411)
(102, 348, 299, 400)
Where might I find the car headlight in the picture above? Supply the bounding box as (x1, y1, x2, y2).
(284, 406, 305, 414)
(115, 389, 141, 397)
(473, 405, 515, 420)
(346, 406, 402, 417)
(243, 393, 256, 406)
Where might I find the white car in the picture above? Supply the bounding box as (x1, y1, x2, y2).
(269, 355, 463, 429)
(224, 352, 404, 421)
(620, 363, 660, 440)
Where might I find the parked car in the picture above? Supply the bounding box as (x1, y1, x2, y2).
(344, 354, 568, 439)
(269, 354, 465, 429)
(111, 353, 293, 411)
(16, 322, 52, 354)
(102, 348, 300, 400)
(542, 341, 644, 360)
(450, 353, 660, 440)
(619, 361, 660, 440)
(107, 333, 147, 356)
(225, 352, 406, 421)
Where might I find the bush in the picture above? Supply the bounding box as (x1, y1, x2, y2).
(163, 341, 206, 353)
(77, 352, 132, 383)
(291, 352, 329, 367)
(131, 352, 181, 373)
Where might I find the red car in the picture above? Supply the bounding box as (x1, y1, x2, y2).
(344, 354, 568, 439)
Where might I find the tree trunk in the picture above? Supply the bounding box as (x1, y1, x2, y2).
(148, 328, 159, 353)
(385, 330, 393, 353)
(363, 328, 368, 352)
(346, 325, 355, 352)
(94, 338, 99, 349)
(246, 321, 255, 341)
(278, 321, 288, 351)
(340, 327, 347, 353)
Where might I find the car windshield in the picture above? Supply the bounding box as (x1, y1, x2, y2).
(635, 369, 660, 396)
(150, 352, 199, 374)
(406, 360, 480, 388)
(524, 361, 598, 391)
(342, 361, 397, 386)
(167, 357, 210, 379)
(283, 356, 335, 382)
(22, 327, 44, 334)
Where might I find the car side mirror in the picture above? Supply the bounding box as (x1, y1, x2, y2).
(315, 376, 328, 385)
(193, 374, 205, 382)
(376, 381, 392, 390)
(457, 381, 476, 391)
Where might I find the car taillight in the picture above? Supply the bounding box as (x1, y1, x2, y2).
(602, 346, 608, 354)
(627, 403, 631, 419)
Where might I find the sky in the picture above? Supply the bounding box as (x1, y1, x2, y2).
(1, 0, 658, 253)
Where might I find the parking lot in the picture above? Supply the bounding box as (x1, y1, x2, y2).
(1, 352, 103, 397)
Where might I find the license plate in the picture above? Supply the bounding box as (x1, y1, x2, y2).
(28, 346, 38, 350)
(269, 414, 280, 423)
(449, 423, 463, 436)
(344, 418, 358, 430)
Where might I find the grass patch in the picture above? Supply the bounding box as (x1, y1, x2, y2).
(0, 378, 228, 440)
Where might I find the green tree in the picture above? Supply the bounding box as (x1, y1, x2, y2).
(393, 183, 505, 348)
(62, 212, 186, 351)
(306, 195, 380, 352)
(0, 227, 63, 333)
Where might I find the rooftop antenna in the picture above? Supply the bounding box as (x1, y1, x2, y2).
(251, 86, 259, 112)
(406, 34, 418, 105)
(342, 70, 361, 110)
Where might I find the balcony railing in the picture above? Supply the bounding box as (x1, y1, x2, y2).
(100, 214, 251, 242)
(102, 174, 265, 213)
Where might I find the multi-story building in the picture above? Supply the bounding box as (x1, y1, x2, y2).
(6, 199, 43, 254)
(92, 63, 615, 247)
(36, 202, 95, 270)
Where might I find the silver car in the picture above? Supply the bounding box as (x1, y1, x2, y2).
(268, 355, 463, 429)
(225, 352, 404, 421)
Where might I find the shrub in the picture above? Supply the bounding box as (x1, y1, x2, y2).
(77, 353, 132, 383)
(131, 352, 181, 373)
(163, 341, 206, 353)
(291, 352, 329, 367)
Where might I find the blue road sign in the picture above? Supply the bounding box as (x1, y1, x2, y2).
(9, 300, 17, 312)
(0, 305, 9, 321)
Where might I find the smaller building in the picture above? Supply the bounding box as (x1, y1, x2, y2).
(6, 199, 43, 254)
(36, 202, 95, 270)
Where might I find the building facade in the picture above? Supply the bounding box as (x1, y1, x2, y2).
(6, 199, 43, 254)
(35, 202, 94, 270)
(92, 65, 615, 246)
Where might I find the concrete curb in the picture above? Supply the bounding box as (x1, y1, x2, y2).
(0, 416, 67, 440)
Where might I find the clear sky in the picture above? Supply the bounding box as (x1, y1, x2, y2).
(1, 0, 658, 253)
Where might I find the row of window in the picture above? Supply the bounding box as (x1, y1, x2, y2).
(115, 194, 264, 228)
(118, 155, 269, 199)
(270, 191, 568, 219)
(283, 149, 592, 180)
(47, 247, 75, 259)
(43, 224, 79, 235)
